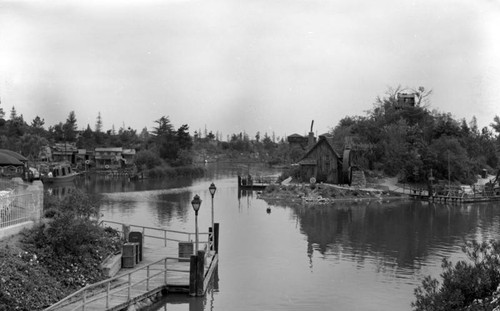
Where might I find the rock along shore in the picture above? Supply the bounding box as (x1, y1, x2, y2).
(257, 182, 408, 206)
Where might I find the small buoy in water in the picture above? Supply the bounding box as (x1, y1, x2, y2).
(266, 207, 271, 214)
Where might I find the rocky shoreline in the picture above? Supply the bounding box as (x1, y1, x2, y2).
(257, 182, 408, 206)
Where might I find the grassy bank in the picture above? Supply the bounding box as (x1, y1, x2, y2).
(0, 191, 122, 311)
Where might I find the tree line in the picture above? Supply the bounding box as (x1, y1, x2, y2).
(2, 85, 498, 181)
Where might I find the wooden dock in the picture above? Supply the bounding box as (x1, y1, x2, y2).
(237, 175, 278, 190)
(44, 222, 220, 311)
(407, 188, 500, 204)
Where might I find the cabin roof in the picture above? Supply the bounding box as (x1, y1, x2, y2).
(299, 135, 341, 164)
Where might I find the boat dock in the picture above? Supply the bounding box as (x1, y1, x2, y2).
(44, 221, 219, 311)
(237, 175, 278, 190)
(407, 187, 500, 204)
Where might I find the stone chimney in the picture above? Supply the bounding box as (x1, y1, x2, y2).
(308, 120, 316, 148)
(308, 131, 316, 148)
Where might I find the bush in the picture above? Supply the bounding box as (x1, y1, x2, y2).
(135, 150, 162, 170)
(413, 240, 500, 311)
(0, 190, 122, 310)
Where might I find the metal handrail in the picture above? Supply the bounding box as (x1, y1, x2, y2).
(45, 221, 214, 310)
(99, 219, 211, 246)
(44, 256, 189, 311)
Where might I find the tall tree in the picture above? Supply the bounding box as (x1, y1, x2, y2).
(9, 106, 17, 120)
(63, 111, 78, 141)
(177, 124, 192, 150)
(95, 112, 103, 133)
(152, 116, 177, 160)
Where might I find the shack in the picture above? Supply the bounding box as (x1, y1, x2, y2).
(298, 135, 342, 184)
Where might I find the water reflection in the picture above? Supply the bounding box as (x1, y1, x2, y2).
(87, 163, 500, 311)
(293, 200, 500, 270)
(75, 174, 195, 194)
(147, 269, 219, 311)
(44, 181, 77, 199)
(155, 192, 193, 224)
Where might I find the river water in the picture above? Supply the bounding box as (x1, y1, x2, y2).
(55, 163, 500, 311)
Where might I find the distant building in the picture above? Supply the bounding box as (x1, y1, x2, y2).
(396, 93, 416, 109)
(287, 133, 309, 150)
(75, 149, 94, 168)
(298, 135, 342, 184)
(94, 147, 124, 170)
(122, 149, 136, 165)
(49, 143, 78, 164)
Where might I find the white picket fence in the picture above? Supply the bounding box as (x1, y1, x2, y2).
(0, 187, 43, 229)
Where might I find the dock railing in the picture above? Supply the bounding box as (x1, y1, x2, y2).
(45, 220, 218, 310)
(44, 256, 189, 311)
(99, 220, 213, 250)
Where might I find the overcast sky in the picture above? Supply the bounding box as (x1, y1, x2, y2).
(0, 0, 498, 139)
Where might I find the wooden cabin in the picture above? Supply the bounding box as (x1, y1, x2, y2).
(94, 147, 124, 170)
(298, 135, 342, 184)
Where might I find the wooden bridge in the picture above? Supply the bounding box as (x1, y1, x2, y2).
(44, 220, 219, 311)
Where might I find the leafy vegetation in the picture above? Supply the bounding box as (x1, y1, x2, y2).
(0, 190, 122, 311)
(329, 86, 500, 184)
(1, 86, 499, 182)
(413, 240, 500, 311)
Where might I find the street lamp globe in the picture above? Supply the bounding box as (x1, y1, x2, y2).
(191, 195, 202, 215)
(209, 183, 217, 197)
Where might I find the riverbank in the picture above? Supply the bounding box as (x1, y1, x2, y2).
(258, 180, 407, 206)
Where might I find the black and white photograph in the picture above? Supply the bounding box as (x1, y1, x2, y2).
(0, 0, 499, 310)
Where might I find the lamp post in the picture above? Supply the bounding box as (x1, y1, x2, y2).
(209, 183, 216, 231)
(191, 194, 202, 254)
(209, 183, 217, 250)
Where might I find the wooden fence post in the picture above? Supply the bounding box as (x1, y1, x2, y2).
(196, 250, 205, 296)
(214, 223, 220, 254)
(189, 255, 197, 296)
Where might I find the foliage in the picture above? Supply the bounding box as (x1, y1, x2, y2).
(0, 191, 122, 310)
(134, 149, 162, 170)
(412, 240, 500, 311)
(331, 86, 500, 184)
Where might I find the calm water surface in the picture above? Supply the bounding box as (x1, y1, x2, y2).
(57, 163, 500, 311)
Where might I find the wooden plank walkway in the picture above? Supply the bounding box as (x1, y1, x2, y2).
(53, 242, 216, 311)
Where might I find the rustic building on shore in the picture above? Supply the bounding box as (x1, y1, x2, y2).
(298, 134, 343, 184)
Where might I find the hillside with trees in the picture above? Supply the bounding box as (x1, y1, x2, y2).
(328, 87, 500, 185)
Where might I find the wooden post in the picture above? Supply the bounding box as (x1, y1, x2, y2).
(214, 223, 220, 254)
(196, 250, 205, 296)
(209, 227, 213, 251)
(122, 224, 130, 242)
(189, 255, 197, 296)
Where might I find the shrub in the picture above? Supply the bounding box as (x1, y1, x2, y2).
(413, 240, 500, 311)
(0, 190, 123, 310)
(135, 150, 162, 170)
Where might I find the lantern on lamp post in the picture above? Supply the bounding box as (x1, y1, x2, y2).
(191, 194, 202, 254)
